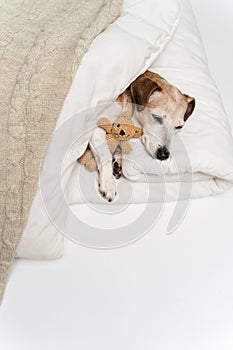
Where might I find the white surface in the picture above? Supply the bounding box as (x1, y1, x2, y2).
(1, 1, 233, 350)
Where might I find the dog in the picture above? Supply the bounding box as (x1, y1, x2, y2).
(89, 71, 195, 202)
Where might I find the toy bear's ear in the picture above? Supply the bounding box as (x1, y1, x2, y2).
(98, 118, 112, 133)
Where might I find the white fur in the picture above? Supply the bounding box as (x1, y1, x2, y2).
(90, 128, 117, 202)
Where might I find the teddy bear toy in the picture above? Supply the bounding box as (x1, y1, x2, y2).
(78, 112, 143, 172)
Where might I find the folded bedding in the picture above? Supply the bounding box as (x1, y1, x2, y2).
(4, 0, 233, 300)
(68, 0, 233, 204)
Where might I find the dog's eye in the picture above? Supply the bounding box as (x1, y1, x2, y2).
(152, 114, 163, 125)
(175, 125, 183, 130)
(117, 124, 120, 127)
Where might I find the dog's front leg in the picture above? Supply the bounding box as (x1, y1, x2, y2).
(90, 127, 117, 202)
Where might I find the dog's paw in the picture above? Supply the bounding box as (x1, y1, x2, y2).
(98, 174, 117, 202)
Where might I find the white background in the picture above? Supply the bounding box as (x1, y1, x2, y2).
(0, 1, 233, 349)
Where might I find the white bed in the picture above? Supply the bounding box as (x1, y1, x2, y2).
(1, 0, 233, 349)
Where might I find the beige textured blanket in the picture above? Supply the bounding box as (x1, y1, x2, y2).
(0, 0, 122, 303)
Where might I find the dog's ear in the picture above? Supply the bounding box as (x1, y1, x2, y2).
(130, 73, 161, 111)
(184, 94, 196, 121)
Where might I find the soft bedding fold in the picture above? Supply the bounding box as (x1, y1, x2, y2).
(66, 0, 233, 205)
(0, 0, 123, 303)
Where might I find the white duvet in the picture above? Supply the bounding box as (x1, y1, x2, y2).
(16, 0, 233, 258)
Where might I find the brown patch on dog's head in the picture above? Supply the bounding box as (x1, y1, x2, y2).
(130, 72, 162, 111)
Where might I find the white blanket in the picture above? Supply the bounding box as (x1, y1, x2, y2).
(16, 0, 233, 258)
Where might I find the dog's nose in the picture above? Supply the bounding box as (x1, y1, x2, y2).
(156, 146, 170, 161)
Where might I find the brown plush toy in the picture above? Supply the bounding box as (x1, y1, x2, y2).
(78, 112, 143, 172)
(78, 145, 97, 172)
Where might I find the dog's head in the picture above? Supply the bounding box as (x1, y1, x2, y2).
(130, 71, 195, 160)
